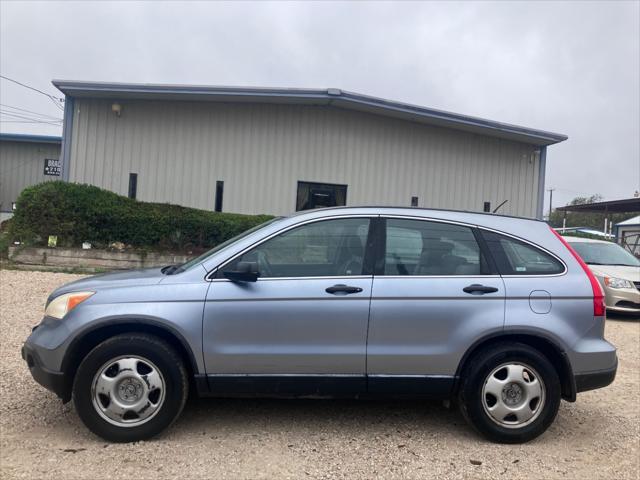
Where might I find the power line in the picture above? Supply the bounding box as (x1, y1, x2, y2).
(0, 75, 65, 110)
(1, 113, 62, 125)
(48, 96, 65, 111)
(1, 110, 62, 121)
(0, 75, 64, 101)
(0, 110, 62, 124)
(0, 119, 63, 125)
(0, 103, 62, 121)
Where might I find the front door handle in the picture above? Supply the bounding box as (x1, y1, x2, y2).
(325, 284, 363, 295)
(463, 284, 499, 295)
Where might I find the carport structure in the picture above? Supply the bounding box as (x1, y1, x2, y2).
(556, 197, 640, 251)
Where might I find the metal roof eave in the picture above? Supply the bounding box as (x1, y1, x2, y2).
(330, 94, 567, 146)
(0, 133, 62, 144)
(52, 80, 568, 146)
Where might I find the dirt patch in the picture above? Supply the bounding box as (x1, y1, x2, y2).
(1, 269, 638, 479)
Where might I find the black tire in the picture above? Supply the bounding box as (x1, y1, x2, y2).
(458, 342, 561, 444)
(72, 333, 188, 442)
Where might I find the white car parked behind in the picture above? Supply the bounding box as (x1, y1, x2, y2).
(565, 236, 640, 315)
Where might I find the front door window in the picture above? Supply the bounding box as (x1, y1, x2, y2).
(221, 217, 370, 278)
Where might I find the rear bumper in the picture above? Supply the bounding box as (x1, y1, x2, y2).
(574, 357, 618, 393)
(21, 343, 70, 402)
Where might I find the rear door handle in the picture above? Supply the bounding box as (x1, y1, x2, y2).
(463, 284, 499, 295)
(325, 284, 363, 295)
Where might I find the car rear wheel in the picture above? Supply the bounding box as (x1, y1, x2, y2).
(458, 342, 561, 443)
(72, 333, 188, 442)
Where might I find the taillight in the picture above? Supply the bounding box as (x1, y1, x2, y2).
(550, 227, 605, 316)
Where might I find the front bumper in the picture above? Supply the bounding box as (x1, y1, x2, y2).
(607, 303, 640, 314)
(21, 342, 70, 402)
(604, 285, 640, 314)
(574, 357, 618, 393)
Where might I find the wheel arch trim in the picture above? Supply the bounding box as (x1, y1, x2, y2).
(61, 316, 202, 397)
(454, 330, 577, 402)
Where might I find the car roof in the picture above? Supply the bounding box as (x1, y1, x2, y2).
(563, 236, 612, 244)
(287, 206, 544, 223)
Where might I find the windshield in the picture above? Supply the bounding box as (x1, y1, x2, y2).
(176, 217, 283, 272)
(568, 241, 640, 267)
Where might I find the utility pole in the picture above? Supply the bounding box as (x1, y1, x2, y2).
(547, 188, 555, 220)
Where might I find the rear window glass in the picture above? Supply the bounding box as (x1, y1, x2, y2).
(481, 231, 565, 275)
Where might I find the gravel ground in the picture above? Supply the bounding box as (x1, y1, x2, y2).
(1, 269, 638, 479)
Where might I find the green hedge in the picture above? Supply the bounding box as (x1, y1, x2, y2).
(9, 182, 274, 250)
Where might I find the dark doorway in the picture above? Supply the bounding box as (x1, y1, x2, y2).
(215, 181, 224, 212)
(128, 173, 138, 199)
(296, 181, 347, 211)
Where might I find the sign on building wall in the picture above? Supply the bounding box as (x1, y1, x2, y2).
(43, 158, 61, 176)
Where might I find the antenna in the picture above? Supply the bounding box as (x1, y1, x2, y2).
(492, 200, 508, 214)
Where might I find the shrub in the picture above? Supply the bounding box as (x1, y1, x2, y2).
(9, 182, 274, 250)
(0, 218, 12, 258)
(0, 232, 9, 259)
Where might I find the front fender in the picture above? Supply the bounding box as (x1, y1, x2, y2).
(34, 282, 209, 374)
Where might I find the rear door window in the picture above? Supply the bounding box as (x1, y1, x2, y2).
(383, 218, 488, 275)
(481, 231, 565, 275)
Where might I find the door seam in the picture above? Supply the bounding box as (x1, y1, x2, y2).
(364, 274, 374, 377)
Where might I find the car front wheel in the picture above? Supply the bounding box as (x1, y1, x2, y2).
(72, 333, 188, 442)
(458, 342, 561, 443)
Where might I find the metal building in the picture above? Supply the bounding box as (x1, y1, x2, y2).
(0, 133, 62, 221)
(614, 215, 640, 256)
(53, 80, 567, 218)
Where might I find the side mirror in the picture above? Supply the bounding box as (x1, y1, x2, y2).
(224, 261, 259, 282)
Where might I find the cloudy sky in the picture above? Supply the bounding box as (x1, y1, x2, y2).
(1, 1, 638, 209)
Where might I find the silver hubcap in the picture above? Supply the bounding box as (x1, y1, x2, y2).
(91, 356, 165, 427)
(482, 362, 545, 428)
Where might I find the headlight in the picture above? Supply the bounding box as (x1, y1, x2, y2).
(604, 277, 635, 289)
(45, 291, 95, 319)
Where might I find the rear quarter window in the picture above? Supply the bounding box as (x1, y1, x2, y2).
(481, 230, 565, 275)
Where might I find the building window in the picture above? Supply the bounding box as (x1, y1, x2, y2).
(128, 173, 138, 199)
(296, 181, 347, 211)
(483, 201, 491, 212)
(215, 181, 224, 212)
(411, 196, 419, 207)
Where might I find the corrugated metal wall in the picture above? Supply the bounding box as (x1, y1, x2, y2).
(68, 99, 541, 217)
(0, 141, 61, 212)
